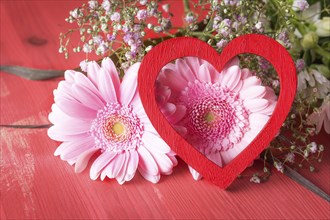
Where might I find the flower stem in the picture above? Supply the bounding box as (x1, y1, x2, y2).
(290, 19, 307, 36)
(183, 0, 190, 14)
(314, 45, 330, 59)
(190, 31, 215, 39)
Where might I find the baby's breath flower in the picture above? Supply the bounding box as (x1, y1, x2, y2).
(88, 0, 98, 10)
(185, 13, 195, 23)
(216, 39, 228, 49)
(70, 8, 80, 19)
(309, 142, 317, 153)
(110, 12, 121, 22)
(255, 22, 262, 30)
(274, 162, 284, 173)
(79, 60, 89, 72)
(145, 45, 153, 52)
(83, 43, 92, 53)
(139, 0, 148, 6)
(292, 0, 309, 12)
(162, 4, 170, 13)
(250, 175, 261, 184)
(136, 9, 148, 21)
(286, 152, 295, 163)
(93, 35, 103, 45)
(296, 59, 305, 72)
(101, 0, 111, 11)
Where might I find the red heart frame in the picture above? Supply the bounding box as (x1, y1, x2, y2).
(138, 34, 297, 189)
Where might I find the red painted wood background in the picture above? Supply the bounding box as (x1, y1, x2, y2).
(1, 1, 329, 219)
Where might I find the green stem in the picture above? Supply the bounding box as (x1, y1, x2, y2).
(190, 32, 215, 39)
(183, 0, 190, 14)
(314, 45, 330, 59)
(290, 19, 307, 35)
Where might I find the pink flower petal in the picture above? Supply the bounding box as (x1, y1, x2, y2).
(125, 150, 139, 181)
(143, 121, 158, 135)
(104, 152, 126, 179)
(64, 70, 77, 82)
(163, 68, 188, 94)
(90, 151, 117, 180)
(138, 168, 160, 183)
(206, 151, 223, 167)
(173, 125, 187, 136)
(220, 138, 250, 165)
(168, 154, 178, 167)
(144, 147, 173, 174)
(137, 146, 159, 175)
(241, 76, 261, 91)
(203, 62, 219, 83)
(155, 84, 171, 105)
(87, 61, 101, 87)
(220, 66, 241, 90)
(48, 106, 68, 125)
(56, 81, 75, 100)
(73, 72, 104, 101)
(232, 80, 243, 92)
(50, 121, 90, 135)
(241, 68, 252, 79)
(160, 103, 176, 117)
(132, 98, 148, 120)
(184, 57, 203, 77)
(116, 151, 130, 184)
(264, 86, 278, 101)
(175, 58, 195, 82)
(249, 113, 270, 131)
(101, 58, 119, 79)
(48, 126, 88, 142)
(98, 68, 118, 103)
(57, 99, 97, 120)
(240, 86, 266, 100)
(188, 166, 202, 181)
(75, 148, 99, 173)
(244, 99, 269, 112)
(258, 100, 277, 115)
(120, 63, 140, 105)
(57, 136, 95, 161)
(197, 64, 212, 83)
(167, 105, 186, 124)
(142, 131, 171, 153)
(224, 57, 239, 70)
(72, 83, 105, 110)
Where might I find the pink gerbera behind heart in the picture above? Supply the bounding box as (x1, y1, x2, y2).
(48, 58, 177, 184)
(156, 57, 277, 180)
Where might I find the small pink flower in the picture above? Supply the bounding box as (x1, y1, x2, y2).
(156, 57, 277, 180)
(48, 58, 177, 184)
(307, 96, 330, 134)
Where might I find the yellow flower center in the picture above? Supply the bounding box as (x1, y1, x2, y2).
(112, 121, 125, 135)
(204, 112, 216, 123)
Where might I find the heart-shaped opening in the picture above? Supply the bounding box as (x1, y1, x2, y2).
(155, 56, 279, 179)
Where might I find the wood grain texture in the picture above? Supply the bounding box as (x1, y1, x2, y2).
(138, 36, 297, 189)
(1, 1, 329, 219)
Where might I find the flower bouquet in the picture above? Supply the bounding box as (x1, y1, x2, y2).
(7, 0, 330, 188)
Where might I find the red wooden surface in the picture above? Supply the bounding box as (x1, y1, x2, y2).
(138, 36, 296, 189)
(1, 1, 330, 219)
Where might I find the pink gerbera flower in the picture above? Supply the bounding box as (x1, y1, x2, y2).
(156, 57, 277, 180)
(48, 58, 177, 184)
